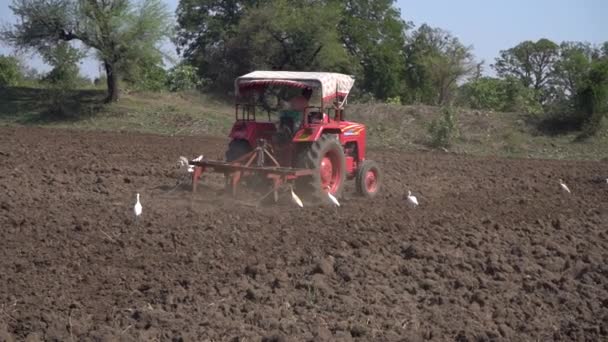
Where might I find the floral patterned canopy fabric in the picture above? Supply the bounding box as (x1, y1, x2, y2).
(235, 71, 355, 107)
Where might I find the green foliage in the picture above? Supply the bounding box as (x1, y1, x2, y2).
(404, 24, 475, 105)
(501, 77, 543, 114)
(457, 77, 504, 110)
(493, 38, 559, 96)
(0, 55, 23, 86)
(175, 0, 257, 88)
(3, 0, 172, 101)
(123, 59, 168, 91)
(201, 0, 353, 89)
(458, 76, 541, 114)
(386, 96, 401, 105)
(337, 0, 409, 99)
(41, 42, 85, 87)
(166, 63, 201, 91)
(553, 42, 596, 96)
(176, 0, 408, 99)
(576, 58, 608, 138)
(35, 42, 90, 117)
(428, 107, 459, 147)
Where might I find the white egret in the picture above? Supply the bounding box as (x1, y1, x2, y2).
(134, 193, 142, 218)
(290, 186, 303, 208)
(558, 179, 571, 194)
(406, 190, 418, 208)
(178, 156, 195, 173)
(327, 192, 340, 207)
(178, 156, 189, 167)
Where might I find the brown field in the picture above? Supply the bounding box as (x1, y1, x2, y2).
(0, 126, 607, 341)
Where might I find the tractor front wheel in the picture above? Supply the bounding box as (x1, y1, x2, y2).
(297, 134, 346, 198)
(356, 160, 381, 198)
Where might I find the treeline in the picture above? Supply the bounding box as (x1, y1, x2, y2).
(1, 0, 607, 135)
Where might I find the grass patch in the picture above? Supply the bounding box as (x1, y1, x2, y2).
(1, 86, 606, 161)
(0, 87, 234, 136)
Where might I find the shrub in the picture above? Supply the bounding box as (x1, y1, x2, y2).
(457, 77, 504, 110)
(0, 55, 23, 87)
(37, 43, 87, 117)
(124, 63, 168, 91)
(166, 63, 202, 92)
(386, 96, 402, 105)
(502, 77, 543, 114)
(576, 59, 608, 138)
(457, 76, 542, 114)
(428, 107, 460, 147)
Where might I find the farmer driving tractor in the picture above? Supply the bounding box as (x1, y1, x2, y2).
(278, 87, 313, 134)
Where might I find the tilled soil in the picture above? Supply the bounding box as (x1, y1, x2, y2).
(0, 126, 607, 342)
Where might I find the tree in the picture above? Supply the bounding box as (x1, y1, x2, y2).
(233, 0, 351, 70)
(180, 0, 353, 90)
(0, 55, 23, 86)
(176, 0, 257, 87)
(553, 42, 596, 95)
(492, 39, 559, 101)
(404, 24, 476, 105)
(601, 42, 608, 58)
(3, 0, 172, 102)
(175, 0, 409, 98)
(337, 0, 409, 99)
(41, 41, 85, 87)
(575, 58, 608, 137)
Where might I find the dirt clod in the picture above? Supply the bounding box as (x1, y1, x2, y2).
(0, 126, 606, 341)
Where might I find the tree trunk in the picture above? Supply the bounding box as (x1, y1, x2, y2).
(104, 61, 119, 102)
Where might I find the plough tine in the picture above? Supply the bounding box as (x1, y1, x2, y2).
(257, 178, 286, 205)
(264, 148, 281, 167)
(192, 166, 204, 193)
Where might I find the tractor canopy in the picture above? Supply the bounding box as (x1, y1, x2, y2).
(235, 71, 355, 108)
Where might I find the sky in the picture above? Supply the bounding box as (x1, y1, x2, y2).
(1, 0, 606, 78)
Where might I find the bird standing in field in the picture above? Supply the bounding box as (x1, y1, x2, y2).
(290, 186, 303, 208)
(178, 156, 195, 173)
(406, 190, 419, 208)
(178, 156, 189, 167)
(558, 179, 571, 194)
(134, 193, 142, 219)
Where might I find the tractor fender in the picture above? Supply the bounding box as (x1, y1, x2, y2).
(229, 121, 277, 147)
(292, 126, 340, 142)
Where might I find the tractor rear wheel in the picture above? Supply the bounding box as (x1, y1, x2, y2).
(356, 160, 381, 198)
(296, 134, 346, 198)
(225, 139, 252, 162)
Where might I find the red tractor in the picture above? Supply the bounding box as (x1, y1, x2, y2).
(190, 71, 381, 202)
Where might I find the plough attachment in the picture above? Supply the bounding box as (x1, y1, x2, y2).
(189, 141, 313, 200)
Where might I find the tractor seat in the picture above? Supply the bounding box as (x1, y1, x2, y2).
(279, 116, 295, 133)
